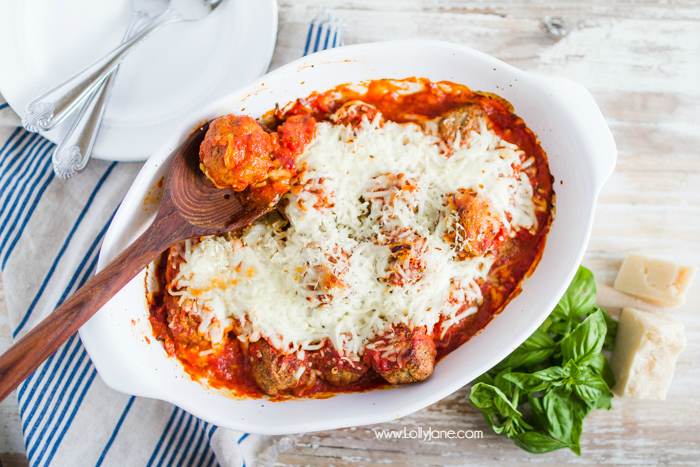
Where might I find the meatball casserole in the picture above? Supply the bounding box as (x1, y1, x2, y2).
(147, 78, 554, 398)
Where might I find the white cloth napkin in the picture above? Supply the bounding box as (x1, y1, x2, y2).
(0, 9, 342, 467)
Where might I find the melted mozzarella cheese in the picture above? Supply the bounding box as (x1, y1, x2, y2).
(172, 116, 536, 358)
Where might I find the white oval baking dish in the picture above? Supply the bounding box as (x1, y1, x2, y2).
(80, 40, 616, 434)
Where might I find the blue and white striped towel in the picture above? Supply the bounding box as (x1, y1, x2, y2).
(0, 10, 342, 467)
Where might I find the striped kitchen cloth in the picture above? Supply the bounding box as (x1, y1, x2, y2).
(0, 10, 342, 467)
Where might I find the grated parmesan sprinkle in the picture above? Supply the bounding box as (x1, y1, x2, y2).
(171, 115, 537, 359)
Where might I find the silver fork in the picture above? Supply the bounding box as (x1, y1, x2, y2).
(52, 0, 169, 179)
(22, 0, 226, 135)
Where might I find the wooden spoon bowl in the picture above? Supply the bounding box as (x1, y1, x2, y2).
(0, 122, 273, 402)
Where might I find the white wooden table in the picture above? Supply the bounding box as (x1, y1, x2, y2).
(2, 1, 699, 465)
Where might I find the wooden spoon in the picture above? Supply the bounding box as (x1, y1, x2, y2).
(0, 122, 273, 402)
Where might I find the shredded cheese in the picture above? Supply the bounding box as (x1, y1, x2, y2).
(172, 115, 537, 359)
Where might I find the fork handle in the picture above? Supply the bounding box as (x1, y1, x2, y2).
(22, 9, 180, 134)
(51, 14, 157, 179)
(51, 73, 115, 179)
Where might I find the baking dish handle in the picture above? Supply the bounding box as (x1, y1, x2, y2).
(537, 76, 617, 193)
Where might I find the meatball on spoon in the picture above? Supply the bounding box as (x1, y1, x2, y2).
(0, 122, 279, 402)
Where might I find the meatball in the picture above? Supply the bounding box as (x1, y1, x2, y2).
(438, 104, 490, 147)
(301, 245, 350, 305)
(276, 114, 317, 160)
(283, 176, 335, 217)
(445, 189, 505, 258)
(159, 245, 211, 350)
(248, 339, 304, 396)
(366, 173, 418, 212)
(330, 101, 383, 128)
(308, 263, 346, 301)
(164, 244, 185, 284)
(324, 368, 364, 386)
(365, 327, 437, 384)
(365, 173, 419, 236)
(199, 115, 276, 191)
(314, 343, 369, 387)
(385, 236, 427, 287)
(162, 295, 211, 350)
(199, 114, 316, 197)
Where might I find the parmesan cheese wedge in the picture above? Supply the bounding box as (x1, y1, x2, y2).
(610, 307, 686, 400)
(613, 252, 697, 308)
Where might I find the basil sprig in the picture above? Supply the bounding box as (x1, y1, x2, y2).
(469, 266, 617, 455)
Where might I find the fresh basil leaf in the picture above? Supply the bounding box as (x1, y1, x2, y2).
(547, 319, 573, 339)
(574, 395, 592, 420)
(560, 309, 606, 366)
(530, 365, 565, 384)
(576, 366, 610, 391)
(541, 389, 571, 442)
(589, 353, 616, 389)
(503, 412, 533, 437)
(509, 363, 590, 394)
(494, 391, 521, 420)
(537, 316, 553, 334)
(493, 369, 514, 398)
(504, 372, 551, 394)
(528, 395, 549, 430)
(597, 306, 619, 351)
(469, 383, 502, 432)
(561, 360, 583, 392)
(528, 327, 557, 348)
(470, 383, 527, 435)
(574, 368, 613, 410)
(569, 411, 584, 456)
(513, 431, 570, 454)
(562, 359, 581, 378)
(491, 422, 506, 435)
(525, 327, 558, 353)
(470, 382, 499, 409)
(472, 372, 495, 387)
(542, 388, 585, 455)
(492, 328, 556, 372)
(554, 266, 597, 321)
(469, 383, 521, 419)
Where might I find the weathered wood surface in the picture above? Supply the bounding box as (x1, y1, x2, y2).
(2, 0, 699, 465)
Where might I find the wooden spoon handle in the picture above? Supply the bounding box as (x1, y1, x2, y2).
(0, 208, 187, 402)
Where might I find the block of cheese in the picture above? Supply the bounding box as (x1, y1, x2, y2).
(610, 307, 686, 400)
(614, 252, 697, 308)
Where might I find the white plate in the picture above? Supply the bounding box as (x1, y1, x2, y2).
(0, 0, 277, 161)
(83, 41, 616, 434)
